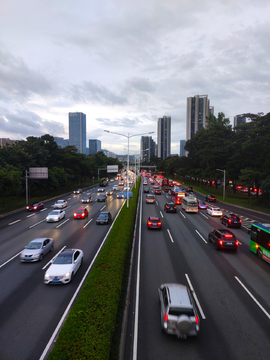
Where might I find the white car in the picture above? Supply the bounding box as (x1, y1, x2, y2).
(113, 185, 119, 191)
(207, 205, 223, 217)
(97, 187, 105, 192)
(46, 210, 65, 222)
(53, 200, 67, 208)
(44, 249, 83, 284)
(73, 189, 82, 194)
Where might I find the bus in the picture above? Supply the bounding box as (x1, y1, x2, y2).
(181, 196, 198, 213)
(171, 189, 186, 205)
(250, 223, 270, 264)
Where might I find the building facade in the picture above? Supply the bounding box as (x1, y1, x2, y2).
(68, 112, 86, 154)
(180, 140, 186, 157)
(54, 137, 69, 148)
(0, 138, 17, 147)
(157, 116, 171, 159)
(89, 139, 101, 155)
(140, 136, 156, 162)
(186, 95, 214, 141)
(233, 114, 246, 131)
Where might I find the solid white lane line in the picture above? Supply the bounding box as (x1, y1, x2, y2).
(235, 276, 270, 319)
(167, 229, 174, 243)
(179, 211, 186, 218)
(83, 218, 93, 228)
(0, 251, 23, 269)
(185, 274, 206, 319)
(8, 219, 21, 225)
(56, 218, 70, 228)
(160, 211, 164, 218)
(195, 230, 207, 243)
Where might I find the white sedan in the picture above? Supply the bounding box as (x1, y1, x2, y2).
(53, 199, 67, 208)
(44, 249, 83, 284)
(97, 188, 105, 192)
(207, 205, 223, 217)
(46, 210, 65, 222)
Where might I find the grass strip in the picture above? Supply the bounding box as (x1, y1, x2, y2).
(47, 179, 140, 360)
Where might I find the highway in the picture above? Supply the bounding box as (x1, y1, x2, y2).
(125, 180, 270, 360)
(0, 182, 124, 360)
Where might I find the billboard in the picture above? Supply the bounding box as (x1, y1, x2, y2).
(107, 165, 118, 173)
(29, 167, 48, 179)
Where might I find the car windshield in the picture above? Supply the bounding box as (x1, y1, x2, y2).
(83, 197, 88, 200)
(169, 307, 194, 316)
(54, 254, 72, 264)
(30, 203, 38, 206)
(26, 242, 42, 249)
(76, 209, 84, 213)
(56, 200, 64, 204)
(147, 195, 154, 199)
(50, 211, 59, 215)
(99, 213, 108, 219)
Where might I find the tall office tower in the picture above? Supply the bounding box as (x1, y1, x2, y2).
(233, 114, 246, 131)
(54, 137, 69, 148)
(69, 112, 86, 154)
(186, 95, 214, 141)
(180, 140, 186, 157)
(89, 139, 101, 155)
(157, 116, 171, 159)
(140, 136, 156, 162)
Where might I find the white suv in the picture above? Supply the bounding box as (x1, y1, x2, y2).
(158, 283, 200, 338)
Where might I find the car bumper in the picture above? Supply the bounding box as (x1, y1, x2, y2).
(44, 276, 71, 284)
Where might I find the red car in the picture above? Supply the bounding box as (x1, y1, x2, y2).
(26, 202, 44, 211)
(155, 189, 162, 195)
(74, 208, 89, 219)
(147, 217, 162, 230)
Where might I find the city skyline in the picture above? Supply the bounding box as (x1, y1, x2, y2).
(1, 1, 269, 155)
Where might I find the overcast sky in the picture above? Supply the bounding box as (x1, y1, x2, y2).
(0, 0, 269, 155)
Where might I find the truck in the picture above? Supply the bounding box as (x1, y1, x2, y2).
(162, 178, 171, 192)
(99, 177, 109, 187)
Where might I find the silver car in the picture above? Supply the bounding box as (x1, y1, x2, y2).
(158, 283, 200, 338)
(53, 200, 67, 208)
(46, 210, 65, 222)
(20, 238, 54, 262)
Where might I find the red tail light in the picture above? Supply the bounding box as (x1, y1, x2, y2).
(229, 219, 231, 223)
(148, 221, 152, 226)
(195, 316, 199, 324)
(164, 313, 168, 322)
(219, 240, 223, 246)
(224, 234, 233, 238)
(239, 219, 242, 223)
(235, 241, 239, 246)
(158, 222, 161, 226)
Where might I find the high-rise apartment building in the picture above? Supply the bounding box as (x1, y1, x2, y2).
(180, 140, 186, 157)
(140, 136, 156, 162)
(233, 114, 246, 131)
(69, 112, 86, 154)
(89, 139, 101, 155)
(157, 116, 171, 159)
(186, 95, 214, 141)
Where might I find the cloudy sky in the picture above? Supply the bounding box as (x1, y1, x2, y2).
(0, 0, 269, 155)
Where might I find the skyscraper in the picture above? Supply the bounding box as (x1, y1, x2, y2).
(89, 139, 101, 155)
(140, 136, 156, 162)
(157, 116, 171, 159)
(69, 112, 86, 154)
(233, 114, 246, 131)
(180, 140, 186, 157)
(186, 95, 214, 141)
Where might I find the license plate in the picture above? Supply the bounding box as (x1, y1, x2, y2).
(227, 242, 232, 245)
(52, 279, 59, 283)
(234, 222, 238, 223)
(25, 257, 31, 260)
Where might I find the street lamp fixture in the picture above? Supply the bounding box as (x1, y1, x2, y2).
(216, 169, 225, 201)
(104, 130, 154, 207)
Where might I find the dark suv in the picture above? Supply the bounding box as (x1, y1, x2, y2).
(208, 229, 239, 251)
(96, 211, 112, 225)
(205, 195, 216, 202)
(220, 213, 242, 228)
(186, 187, 194, 193)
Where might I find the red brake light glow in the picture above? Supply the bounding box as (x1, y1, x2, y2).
(224, 234, 233, 238)
(195, 315, 199, 324)
(164, 313, 168, 322)
(235, 241, 239, 246)
(219, 240, 223, 246)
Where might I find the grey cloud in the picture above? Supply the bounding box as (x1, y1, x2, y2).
(96, 117, 143, 128)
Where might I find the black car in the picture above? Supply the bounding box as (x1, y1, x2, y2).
(186, 186, 194, 193)
(164, 202, 177, 213)
(81, 196, 92, 203)
(97, 194, 107, 202)
(144, 187, 150, 193)
(220, 213, 242, 228)
(208, 229, 239, 251)
(205, 195, 216, 202)
(96, 211, 112, 225)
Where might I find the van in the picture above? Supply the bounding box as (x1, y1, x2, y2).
(181, 196, 198, 213)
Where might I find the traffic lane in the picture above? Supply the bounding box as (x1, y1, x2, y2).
(0, 200, 123, 360)
(164, 207, 270, 358)
(138, 205, 231, 360)
(137, 198, 270, 360)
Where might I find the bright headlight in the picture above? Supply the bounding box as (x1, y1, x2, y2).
(44, 273, 50, 278)
(63, 272, 71, 278)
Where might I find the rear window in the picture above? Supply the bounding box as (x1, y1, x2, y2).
(169, 307, 194, 316)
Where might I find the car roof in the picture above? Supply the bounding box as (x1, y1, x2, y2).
(216, 229, 234, 235)
(29, 238, 48, 242)
(100, 211, 110, 214)
(165, 284, 193, 309)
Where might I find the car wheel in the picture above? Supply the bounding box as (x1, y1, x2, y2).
(39, 254, 43, 261)
(226, 222, 229, 227)
(63, 214, 65, 218)
(208, 235, 211, 243)
(50, 244, 53, 252)
(58, 217, 60, 221)
(70, 272, 74, 283)
(258, 249, 263, 259)
(215, 243, 220, 250)
(80, 257, 83, 267)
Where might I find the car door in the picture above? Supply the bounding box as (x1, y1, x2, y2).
(43, 239, 50, 255)
(213, 230, 219, 244)
(73, 251, 81, 273)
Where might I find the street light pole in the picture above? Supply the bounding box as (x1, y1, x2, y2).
(216, 169, 225, 201)
(104, 130, 154, 208)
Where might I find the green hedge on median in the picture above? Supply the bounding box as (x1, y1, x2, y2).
(48, 179, 140, 360)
